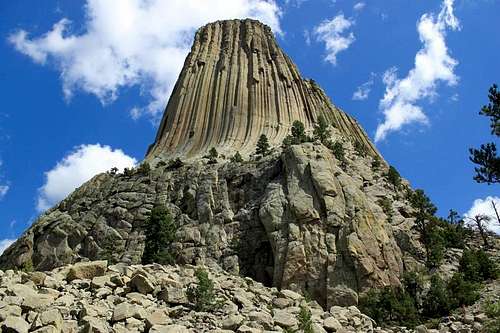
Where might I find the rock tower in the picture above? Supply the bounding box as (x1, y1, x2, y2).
(147, 19, 377, 159)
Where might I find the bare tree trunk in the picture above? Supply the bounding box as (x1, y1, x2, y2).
(470, 215, 490, 248)
(478, 223, 489, 248)
(492, 200, 500, 225)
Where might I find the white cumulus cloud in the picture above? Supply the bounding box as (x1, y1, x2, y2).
(313, 14, 355, 65)
(353, 72, 376, 101)
(375, 0, 460, 142)
(8, 0, 282, 120)
(464, 196, 500, 235)
(0, 239, 15, 255)
(37, 144, 137, 212)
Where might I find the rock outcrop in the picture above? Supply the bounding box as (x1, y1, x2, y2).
(0, 140, 420, 308)
(0, 19, 425, 308)
(147, 19, 377, 159)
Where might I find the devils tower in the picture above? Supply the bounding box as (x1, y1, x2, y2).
(0, 19, 421, 309)
(147, 19, 377, 159)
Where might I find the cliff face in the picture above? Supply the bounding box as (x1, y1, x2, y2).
(0, 19, 425, 308)
(147, 19, 377, 159)
(0, 142, 422, 307)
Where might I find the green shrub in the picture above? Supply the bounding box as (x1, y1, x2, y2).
(123, 167, 134, 177)
(437, 218, 469, 250)
(142, 205, 177, 265)
(137, 162, 151, 175)
(354, 141, 368, 156)
(208, 147, 218, 164)
(359, 287, 418, 328)
(387, 166, 401, 189)
(378, 198, 393, 222)
(426, 227, 445, 269)
(422, 275, 450, 318)
(447, 273, 480, 308)
(21, 259, 34, 273)
(459, 249, 499, 282)
(328, 141, 346, 164)
(187, 268, 218, 312)
(402, 271, 424, 302)
(231, 152, 243, 163)
(256, 134, 270, 156)
(371, 157, 381, 171)
(167, 158, 184, 170)
(298, 305, 313, 333)
(291, 120, 307, 143)
(313, 115, 331, 143)
(282, 135, 293, 149)
(484, 299, 500, 333)
(409, 189, 442, 268)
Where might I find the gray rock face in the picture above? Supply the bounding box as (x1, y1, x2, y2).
(0, 140, 416, 307)
(147, 19, 378, 159)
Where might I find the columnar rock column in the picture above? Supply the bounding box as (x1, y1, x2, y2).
(147, 19, 378, 159)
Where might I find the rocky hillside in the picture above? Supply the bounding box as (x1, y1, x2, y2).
(1, 260, 498, 333)
(0, 139, 423, 309)
(0, 260, 378, 333)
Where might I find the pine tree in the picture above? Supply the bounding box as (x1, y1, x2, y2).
(142, 205, 177, 265)
(330, 141, 346, 164)
(469, 84, 500, 184)
(256, 134, 270, 156)
(387, 166, 401, 189)
(291, 120, 307, 144)
(208, 147, 218, 164)
(187, 268, 218, 312)
(410, 189, 442, 268)
(231, 151, 243, 163)
(313, 115, 330, 143)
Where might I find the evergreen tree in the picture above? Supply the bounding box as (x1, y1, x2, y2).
(282, 135, 293, 149)
(256, 134, 270, 156)
(371, 157, 381, 171)
(208, 147, 218, 164)
(291, 120, 307, 144)
(423, 275, 450, 317)
(187, 268, 218, 312)
(231, 151, 243, 163)
(354, 140, 367, 156)
(313, 115, 330, 143)
(387, 166, 401, 189)
(410, 189, 442, 268)
(329, 141, 346, 164)
(469, 84, 500, 184)
(447, 273, 480, 308)
(142, 205, 177, 265)
(481, 84, 500, 136)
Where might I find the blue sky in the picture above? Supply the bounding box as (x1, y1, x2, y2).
(0, 0, 499, 250)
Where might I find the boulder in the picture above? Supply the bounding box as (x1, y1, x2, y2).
(66, 261, 107, 281)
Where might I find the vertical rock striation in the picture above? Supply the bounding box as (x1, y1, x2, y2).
(147, 19, 377, 159)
